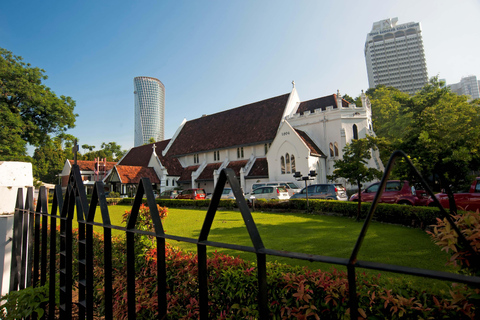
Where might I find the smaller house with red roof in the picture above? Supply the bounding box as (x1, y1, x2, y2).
(104, 140, 183, 195)
(59, 159, 116, 194)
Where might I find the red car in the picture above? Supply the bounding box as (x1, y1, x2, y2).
(176, 188, 206, 200)
(349, 180, 424, 206)
(432, 178, 480, 212)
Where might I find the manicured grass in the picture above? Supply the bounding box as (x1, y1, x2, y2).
(70, 205, 457, 290)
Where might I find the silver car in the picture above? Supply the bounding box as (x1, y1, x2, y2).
(290, 184, 348, 201)
(249, 186, 290, 201)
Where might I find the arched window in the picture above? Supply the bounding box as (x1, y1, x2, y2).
(280, 156, 285, 174)
(286, 153, 291, 174)
(329, 143, 334, 157)
(166, 179, 169, 186)
(291, 155, 296, 173)
(353, 124, 358, 140)
(334, 142, 339, 157)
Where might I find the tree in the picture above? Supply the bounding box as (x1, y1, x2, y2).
(81, 144, 95, 153)
(327, 136, 383, 220)
(33, 133, 78, 183)
(82, 141, 127, 162)
(0, 47, 77, 159)
(367, 78, 480, 193)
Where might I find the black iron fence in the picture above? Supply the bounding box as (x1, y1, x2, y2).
(8, 150, 480, 319)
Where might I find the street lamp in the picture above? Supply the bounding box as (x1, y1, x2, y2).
(293, 170, 317, 212)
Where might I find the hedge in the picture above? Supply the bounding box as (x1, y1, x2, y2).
(117, 197, 441, 229)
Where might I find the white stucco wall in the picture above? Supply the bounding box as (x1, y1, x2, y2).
(0, 162, 33, 297)
(0, 162, 34, 215)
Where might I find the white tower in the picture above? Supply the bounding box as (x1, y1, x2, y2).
(134, 76, 165, 147)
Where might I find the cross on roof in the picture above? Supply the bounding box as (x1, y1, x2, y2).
(152, 143, 157, 153)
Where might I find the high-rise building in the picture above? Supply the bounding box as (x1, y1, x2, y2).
(134, 76, 165, 147)
(365, 18, 428, 95)
(448, 75, 480, 101)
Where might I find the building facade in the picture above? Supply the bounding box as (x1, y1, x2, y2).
(134, 76, 165, 147)
(107, 85, 383, 195)
(365, 18, 428, 95)
(448, 75, 480, 101)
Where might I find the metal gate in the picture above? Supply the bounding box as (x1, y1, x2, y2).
(9, 150, 480, 319)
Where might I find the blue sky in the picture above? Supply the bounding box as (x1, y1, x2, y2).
(2, 0, 479, 153)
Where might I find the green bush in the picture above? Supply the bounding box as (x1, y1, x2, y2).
(0, 284, 49, 320)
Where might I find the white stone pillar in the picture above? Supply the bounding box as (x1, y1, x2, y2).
(0, 161, 33, 297)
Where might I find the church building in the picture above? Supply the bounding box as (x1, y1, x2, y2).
(104, 84, 383, 195)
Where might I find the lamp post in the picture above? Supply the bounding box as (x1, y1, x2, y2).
(293, 170, 317, 212)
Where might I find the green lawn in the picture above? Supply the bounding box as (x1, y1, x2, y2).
(72, 205, 457, 290)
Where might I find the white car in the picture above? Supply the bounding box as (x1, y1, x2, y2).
(251, 181, 301, 196)
(249, 186, 290, 201)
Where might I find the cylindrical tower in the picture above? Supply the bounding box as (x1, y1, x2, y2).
(134, 76, 165, 147)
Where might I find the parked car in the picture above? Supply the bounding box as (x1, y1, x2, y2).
(221, 188, 235, 199)
(176, 188, 206, 200)
(290, 184, 348, 201)
(158, 190, 178, 199)
(251, 181, 301, 196)
(248, 186, 290, 202)
(349, 180, 422, 206)
(432, 177, 480, 211)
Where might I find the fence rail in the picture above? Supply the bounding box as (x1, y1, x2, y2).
(9, 150, 480, 319)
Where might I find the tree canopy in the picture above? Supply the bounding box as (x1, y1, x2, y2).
(82, 142, 126, 162)
(0, 47, 77, 159)
(367, 79, 480, 191)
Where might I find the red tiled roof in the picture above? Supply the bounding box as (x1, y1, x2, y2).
(177, 165, 199, 183)
(248, 158, 268, 177)
(68, 160, 116, 172)
(113, 165, 160, 184)
(166, 93, 290, 156)
(119, 140, 183, 176)
(295, 129, 326, 157)
(296, 94, 349, 115)
(226, 160, 248, 177)
(196, 163, 222, 181)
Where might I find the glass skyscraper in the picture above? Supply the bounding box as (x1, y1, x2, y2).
(134, 76, 165, 147)
(365, 18, 428, 95)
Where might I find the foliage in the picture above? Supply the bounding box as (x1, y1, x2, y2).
(102, 239, 479, 319)
(107, 191, 120, 198)
(0, 47, 77, 159)
(0, 284, 49, 320)
(366, 79, 480, 191)
(82, 141, 126, 161)
(32, 133, 77, 183)
(428, 210, 480, 276)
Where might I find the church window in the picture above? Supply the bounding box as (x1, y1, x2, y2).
(291, 155, 296, 173)
(280, 156, 285, 174)
(237, 147, 244, 159)
(194, 154, 199, 164)
(353, 124, 358, 140)
(334, 142, 339, 157)
(329, 143, 334, 157)
(286, 153, 291, 174)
